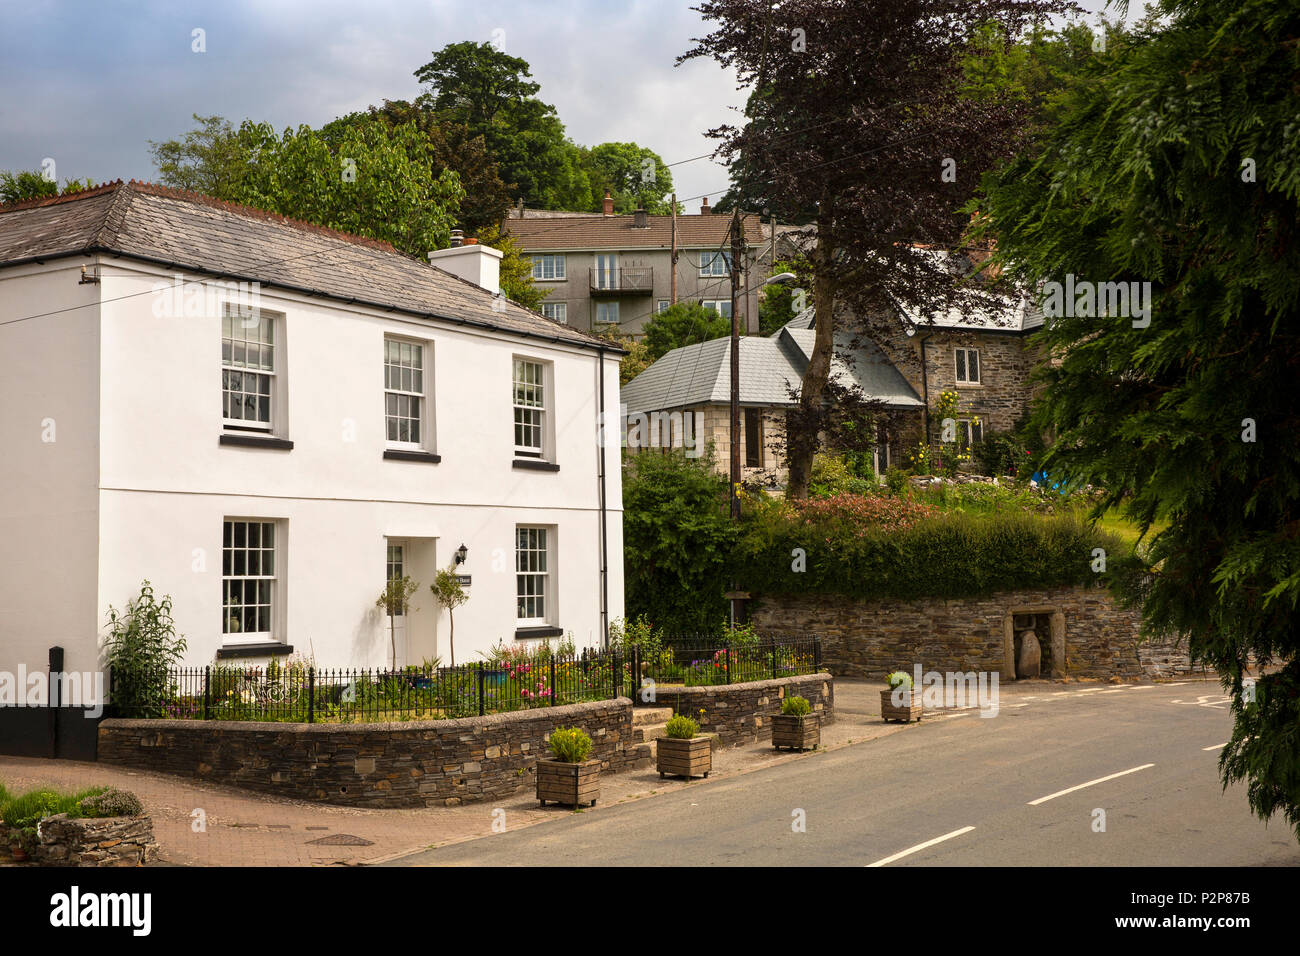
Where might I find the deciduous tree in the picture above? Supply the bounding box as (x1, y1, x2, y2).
(682, 0, 1071, 498)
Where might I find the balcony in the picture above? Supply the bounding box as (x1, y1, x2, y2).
(589, 267, 653, 295)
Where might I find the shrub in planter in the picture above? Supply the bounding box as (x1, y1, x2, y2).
(78, 788, 144, 819)
(881, 670, 923, 723)
(537, 726, 600, 808)
(772, 694, 820, 751)
(657, 714, 712, 780)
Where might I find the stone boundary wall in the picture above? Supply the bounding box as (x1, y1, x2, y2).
(36, 815, 157, 866)
(2, 815, 158, 867)
(750, 587, 1192, 681)
(655, 673, 834, 746)
(98, 698, 646, 809)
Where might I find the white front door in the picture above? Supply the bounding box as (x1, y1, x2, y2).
(386, 540, 408, 667)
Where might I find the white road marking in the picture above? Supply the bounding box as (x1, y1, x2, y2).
(867, 826, 976, 867)
(1027, 764, 1156, 806)
(1203, 742, 1229, 752)
(1097, 689, 1129, 695)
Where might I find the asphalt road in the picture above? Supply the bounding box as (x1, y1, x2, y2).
(387, 682, 1300, 866)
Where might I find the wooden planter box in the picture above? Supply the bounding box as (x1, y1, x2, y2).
(537, 758, 601, 807)
(771, 713, 820, 751)
(881, 688, 923, 723)
(657, 735, 712, 779)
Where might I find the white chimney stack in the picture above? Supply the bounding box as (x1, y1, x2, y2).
(428, 241, 503, 295)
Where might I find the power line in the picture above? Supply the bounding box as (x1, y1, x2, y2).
(2, 104, 967, 329)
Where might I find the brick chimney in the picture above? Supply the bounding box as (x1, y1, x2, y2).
(700, 196, 711, 215)
(602, 190, 614, 215)
(633, 207, 648, 228)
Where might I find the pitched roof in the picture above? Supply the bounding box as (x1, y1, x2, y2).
(778, 321, 924, 408)
(0, 180, 612, 352)
(621, 307, 923, 414)
(621, 335, 800, 414)
(894, 294, 1043, 334)
(887, 248, 1043, 333)
(505, 210, 767, 252)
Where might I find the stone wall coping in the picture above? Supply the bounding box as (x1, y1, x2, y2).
(660, 673, 832, 695)
(38, 812, 148, 828)
(99, 696, 631, 735)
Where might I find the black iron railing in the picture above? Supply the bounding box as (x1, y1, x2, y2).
(108, 636, 822, 722)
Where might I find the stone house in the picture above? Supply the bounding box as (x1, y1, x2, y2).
(875, 280, 1044, 455)
(619, 310, 926, 480)
(619, 254, 1043, 477)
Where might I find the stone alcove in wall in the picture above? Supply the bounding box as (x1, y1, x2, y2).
(1001, 607, 1066, 679)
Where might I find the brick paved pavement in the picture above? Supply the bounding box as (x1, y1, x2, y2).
(0, 676, 1209, 866)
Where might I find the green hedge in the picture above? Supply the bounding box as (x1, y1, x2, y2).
(735, 508, 1136, 601)
(623, 450, 735, 636)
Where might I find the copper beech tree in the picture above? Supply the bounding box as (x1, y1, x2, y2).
(681, 0, 1074, 497)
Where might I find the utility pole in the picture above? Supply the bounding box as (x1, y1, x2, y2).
(729, 205, 744, 522)
(769, 209, 777, 271)
(670, 193, 678, 306)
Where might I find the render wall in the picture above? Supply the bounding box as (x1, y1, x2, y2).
(0, 261, 102, 691)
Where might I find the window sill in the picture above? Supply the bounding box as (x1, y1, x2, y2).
(216, 642, 294, 659)
(220, 433, 294, 450)
(512, 459, 560, 472)
(384, 449, 442, 464)
(515, 626, 564, 639)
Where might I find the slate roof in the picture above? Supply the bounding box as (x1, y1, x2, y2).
(0, 180, 612, 352)
(621, 335, 801, 413)
(621, 307, 923, 414)
(886, 248, 1043, 333)
(778, 324, 924, 408)
(894, 294, 1043, 334)
(505, 210, 767, 252)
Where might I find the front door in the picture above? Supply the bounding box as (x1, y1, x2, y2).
(385, 540, 408, 667)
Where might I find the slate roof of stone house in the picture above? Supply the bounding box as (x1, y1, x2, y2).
(893, 293, 1043, 334)
(0, 180, 612, 351)
(621, 335, 800, 413)
(885, 248, 1044, 333)
(621, 307, 923, 415)
(777, 318, 924, 408)
(505, 209, 767, 252)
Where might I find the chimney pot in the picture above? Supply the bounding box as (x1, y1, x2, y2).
(700, 197, 711, 215)
(450, 229, 464, 248)
(602, 190, 614, 216)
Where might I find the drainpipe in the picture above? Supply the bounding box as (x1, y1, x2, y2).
(597, 347, 610, 648)
(919, 333, 932, 445)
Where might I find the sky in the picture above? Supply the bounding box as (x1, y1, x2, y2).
(0, 0, 1129, 209)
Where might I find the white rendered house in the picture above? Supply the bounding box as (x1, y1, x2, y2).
(0, 182, 624, 700)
